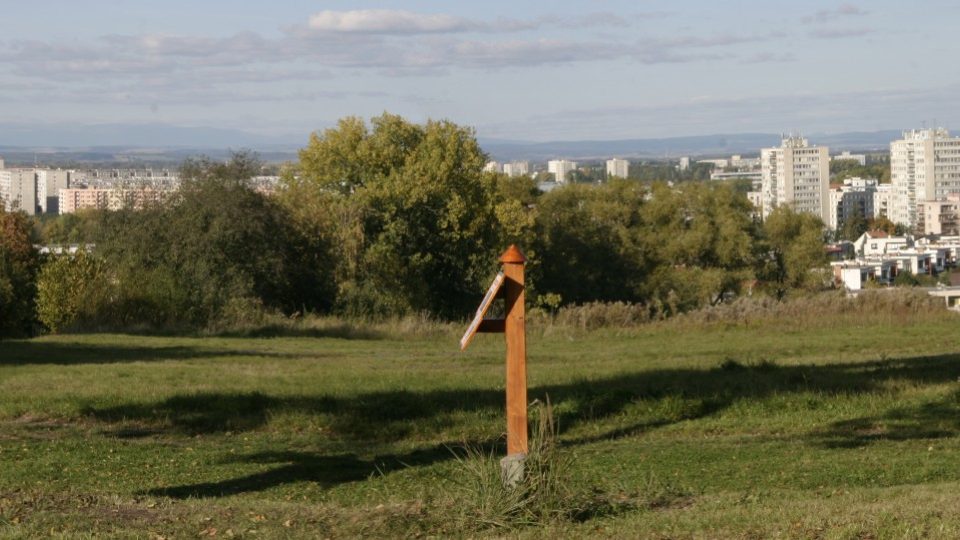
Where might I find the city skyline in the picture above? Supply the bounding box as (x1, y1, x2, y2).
(2, 1, 960, 143)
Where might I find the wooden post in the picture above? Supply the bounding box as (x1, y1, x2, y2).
(500, 245, 528, 456)
(458, 245, 529, 483)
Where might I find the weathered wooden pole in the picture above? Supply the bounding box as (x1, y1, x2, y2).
(499, 245, 528, 457)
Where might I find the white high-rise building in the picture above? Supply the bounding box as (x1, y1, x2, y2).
(874, 184, 894, 219)
(502, 161, 530, 177)
(827, 177, 878, 230)
(890, 128, 960, 229)
(547, 159, 577, 183)
(678, 157, 690, 171)
(37, 169, 70, 214)
(483, 161, 501, 173)
(760, 136, 830, 221)
(0, 169, 37, 215)
(605, 158, 629, 179)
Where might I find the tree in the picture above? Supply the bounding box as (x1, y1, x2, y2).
(639, 182, 757, 311)
(838, 210, 869, 241)
(0, 208, 40, 338)
(893, 270, 920, 287)
(867, 215, 897, 236)
(758, 207, 828, 300)
(291, 113, 501, 319)
(531, 181, 648, 306)
(36, 249, 106, 332)
(95, 152, 335, 328)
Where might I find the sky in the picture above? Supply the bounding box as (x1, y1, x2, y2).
(2, 0, 960, 142)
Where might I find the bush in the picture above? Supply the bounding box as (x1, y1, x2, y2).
(36, 249, 107, 332)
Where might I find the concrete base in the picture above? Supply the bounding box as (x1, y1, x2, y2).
(499, 453, 526, 488)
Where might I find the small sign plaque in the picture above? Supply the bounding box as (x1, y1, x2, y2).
(459, 272, 505, 350)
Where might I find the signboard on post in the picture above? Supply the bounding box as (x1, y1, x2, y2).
(460, 245, 528, 483)
(460, 272, 505, 351)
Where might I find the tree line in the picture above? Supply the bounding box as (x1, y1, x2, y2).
(0, 114, 827, 337)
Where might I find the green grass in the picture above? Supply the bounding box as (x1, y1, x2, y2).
(4, 311, 960, 537)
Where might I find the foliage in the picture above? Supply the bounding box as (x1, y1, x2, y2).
(867, 215, 897, 235)
(531, 180, 758, 315)
(90, 152, 335, 329)
(830, 157, 891, 184)
(837, 210, 869, 241)
(33, 210, 105, 244)
(757, 206, 829, 300)
(0, 208, 40, 338)
(893, 270, 920, 287)
(35, 249, 107, 332)
(531, 181, 648, 306)
(639, 182, 758, 312)
(291, 113, 501, 319)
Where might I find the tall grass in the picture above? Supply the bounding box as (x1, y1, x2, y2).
(200, 288, 953, 339)
(449, 400, 574, 529)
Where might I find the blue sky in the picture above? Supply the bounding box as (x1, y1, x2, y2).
(3, 1, 959, 142)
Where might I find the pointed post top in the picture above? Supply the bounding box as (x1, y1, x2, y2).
(499, 245, 527, 265)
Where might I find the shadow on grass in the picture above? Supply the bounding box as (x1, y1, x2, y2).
(212, 323, 386, 340)
(0, 341, 298, 366)
(814, 393, 960, 448)
(84, 353, 960, 441)
(144, 443, 488, 498)
(80, 352, 960, 498)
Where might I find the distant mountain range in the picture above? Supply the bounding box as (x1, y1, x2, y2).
(0, 122, 907, 165)
(0, 123, 304, 150)
(479, 130, 904, 162)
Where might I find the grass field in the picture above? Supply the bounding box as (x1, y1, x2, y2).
(3, 302, 960, 538)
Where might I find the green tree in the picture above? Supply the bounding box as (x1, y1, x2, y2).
(893, 270, 920, 287)
(36, 210, 105, 244)
(639, 182, 757, 312)
(867, 215, 897, 236)
(0, 208, 40, 338)
(838, 210, 869, 241)
(95, 152, 334, 328)
(531, 180, 649, 306)
(758, 206, 828, 300)
(292, 113, 501, 319)
(36, 249, 106, 332)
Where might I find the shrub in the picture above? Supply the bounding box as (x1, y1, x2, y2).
(35, 249, 107, 332)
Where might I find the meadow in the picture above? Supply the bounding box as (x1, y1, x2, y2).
(3, 292, 960, 538)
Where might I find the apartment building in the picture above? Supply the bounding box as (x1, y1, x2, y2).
(917, 194, 960, 236)
(890, 128, 960, 228)
(59, 188, 172, 214)
(605, 158, 629, 179)
(0, 169, 37, 215)
(760, 135, 830, 221)
(547, 159, 577, 183)
(827, 177, 878, 230)
(874, 184, 894, 219)
(37, 169, 70, 214)
(502, 161, 530, 177)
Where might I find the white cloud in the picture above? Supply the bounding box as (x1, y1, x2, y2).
(307, 9, 472, 34)
(804, 4, 868, 24)
(808, 27, 874, 39)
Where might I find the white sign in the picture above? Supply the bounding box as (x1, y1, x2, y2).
(459, 272, 505, 350)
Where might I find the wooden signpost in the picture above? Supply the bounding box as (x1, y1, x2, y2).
(461, 245, 528, 482)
